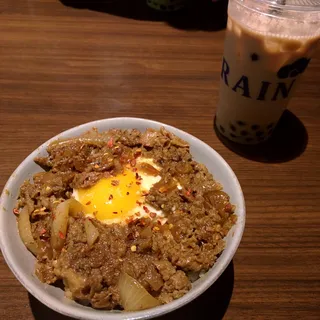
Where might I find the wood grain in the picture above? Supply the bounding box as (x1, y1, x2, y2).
(1, 0, 320, 319)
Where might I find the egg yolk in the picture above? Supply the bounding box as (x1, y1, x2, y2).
(75, 170, 142, 222)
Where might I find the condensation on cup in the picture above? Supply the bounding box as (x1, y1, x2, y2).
(216, 0, 320, 144)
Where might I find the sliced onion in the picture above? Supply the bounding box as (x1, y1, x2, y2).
(51, 201, 69, 251)
(137, 163, 159, 176)
(18, 206, 39, 255)
(84, 219, 99, 246)
(48, 137, 110, 150)
(154, 178, 177, 194)
(171, 137, 189, 148)
(51, 198, 84, 251)
(68, 198, 85, 218)
(37, 240, 53, 260)
(119, 272, 160, 311)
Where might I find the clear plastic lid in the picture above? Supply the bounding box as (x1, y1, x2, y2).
(230, 0, 320, 37)
(247, 0, 320, 11)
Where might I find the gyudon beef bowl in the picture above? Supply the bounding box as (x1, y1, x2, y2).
(0, 118, 245, 320)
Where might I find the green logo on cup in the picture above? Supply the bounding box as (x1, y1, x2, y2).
(277, 58, 311, 79)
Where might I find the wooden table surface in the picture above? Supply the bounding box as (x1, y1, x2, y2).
(1, 1, 320, 319)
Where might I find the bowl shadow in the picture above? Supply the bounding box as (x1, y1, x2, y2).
(59, 0, 228, 31)
(156, 261, 234, 320)
(28, 293, 74, 320)
(28, 261, 234, 320)
(214, 110, 308, 163)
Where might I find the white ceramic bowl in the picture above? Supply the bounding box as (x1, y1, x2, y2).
(0, 118, 245, 320)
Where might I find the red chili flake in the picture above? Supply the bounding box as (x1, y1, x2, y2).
(109, 194, 113, 201)
(185, 188, 192, 197)
(143, 206, 150, 213)
(126, 217, 134, 224)
(130, 159, 136, 167)
(134, 149, 142, 158)
(142, 191, 149, 196)
(113, 212, 118, 214)
(136, 201, 142, 205)
(126, 192, 130, 195)
(159, 187, 168, 193)
(86, 201, 91, 205)
(13, 208, 19, 215)
(132, 167, 138, 172)
(58, 231, 65, 239)
(111, 180, 120, 186)
(157, 220, 162, 225)
(225, 203, 233, 213)
(40, 228, 47, 235)
(149, 212, 156, 218)
(107, 138, 113, 148)
(135, 212, 141, 217)
(136, 181, 141, 185)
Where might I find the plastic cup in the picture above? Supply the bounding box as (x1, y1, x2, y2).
(215, 0, 320, 144)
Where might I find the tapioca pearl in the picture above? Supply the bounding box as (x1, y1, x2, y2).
(267, 123, 274, 129)
(240, 130, 248, 136)
(250, 53, 259, 61)
(230, 124, 236, 132)
(219, 125, 225, 133)
(251, 125, 260, 131)
(256, 131, 264, 137)
(237, 121, 246, 126)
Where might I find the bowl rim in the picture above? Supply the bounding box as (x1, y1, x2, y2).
(0, 117, 246, 320)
